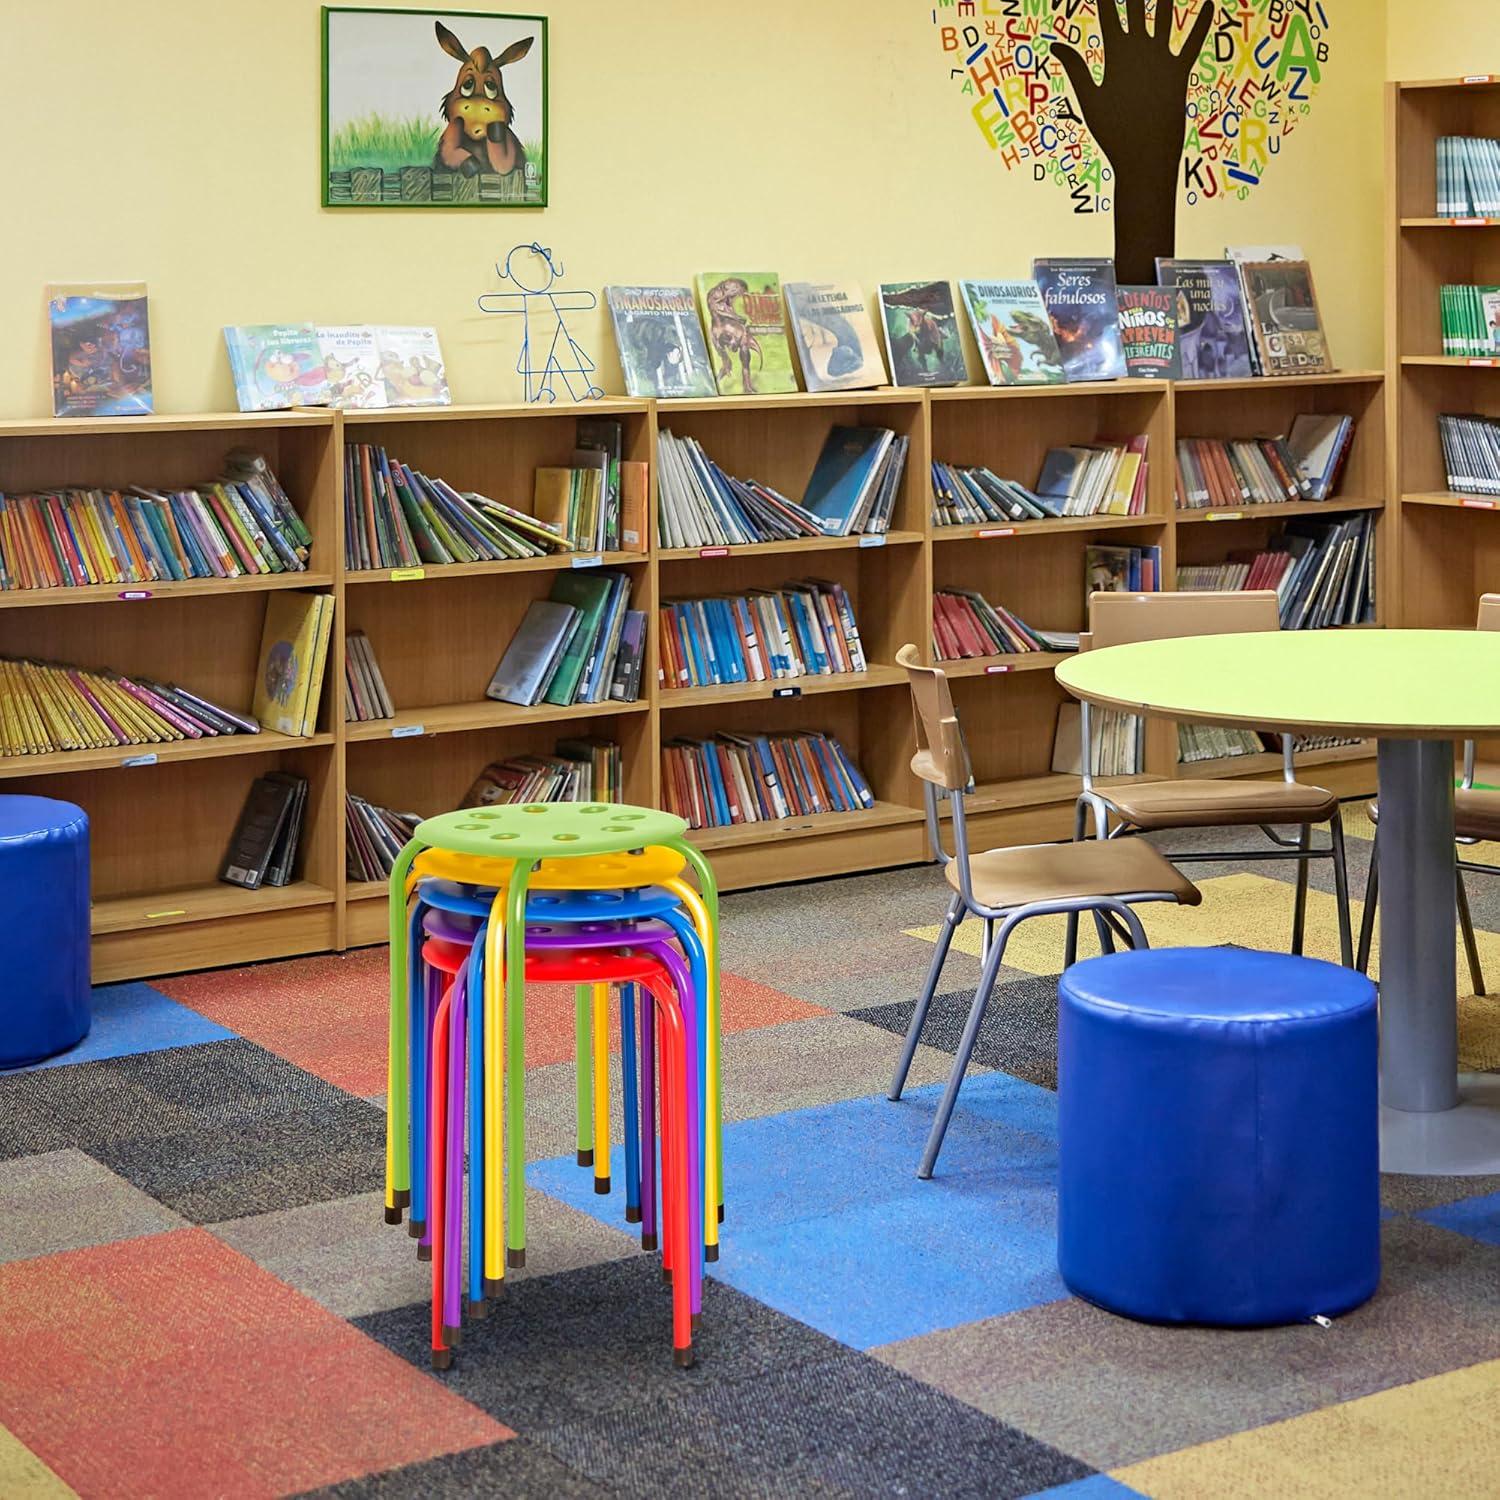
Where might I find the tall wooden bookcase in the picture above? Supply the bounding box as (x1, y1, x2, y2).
(0, 375, 1383, 984)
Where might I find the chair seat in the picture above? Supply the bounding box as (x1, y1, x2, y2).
(947, 838, 1200, 911)
(1100, 778, 1338, 832)
(1368, 788, 1500, 842)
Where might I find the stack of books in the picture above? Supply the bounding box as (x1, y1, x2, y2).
(659, 580, 866, 690)
(1439, 412, 1500, 495)
(1178, 723, 1267, 764)
(0, 453, 309, 592)
(930, 463, 1059, 526)
(346, 794, 422, 882)
(656, 426, 906, 548)
(1437, 136, 1500, 217)
(1440, 284, 1500, 356)
(221, 772, 308, 890)
(344, 630, 394, 722)
(661, 730, 875, 830)
(932, 590, 1076, 661)
(1177, 420, 1352, 509)
(1036, 438, 1150, 517)
(485, 572, 644, 707)
(0, 657, 256, 757)
(463, 738, 623, 806)
(1052, 703, 1142, 777)
(344, 444, 571, 570)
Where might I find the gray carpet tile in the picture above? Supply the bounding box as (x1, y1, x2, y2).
(0, 1148, 185, 1262)
(1383, 1171, 1500, 1214)
(873, 1217, 1500, 1470)
(296, 1439, 610, 1499)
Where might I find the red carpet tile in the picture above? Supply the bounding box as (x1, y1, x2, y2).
(161, 949, 825, 1089)
(0, 1228, 507, 1499)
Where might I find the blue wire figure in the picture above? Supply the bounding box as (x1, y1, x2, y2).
(477, 242, 604, 404)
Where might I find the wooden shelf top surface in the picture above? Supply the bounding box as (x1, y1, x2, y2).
(1177, 742, 1374, 780)
(1401, 355, 1500, 369)
(92, 880, 335, 935)
(0, 729, 333, 781)
(343, 398, 649, 424)
(1401, 217, 1500, 228)
(933, 513, 1166, 542)
(656, 388, 921, 414)
(1173, 370, 1384, 392)
(938, 651, 1071, 679)
(657, 531, 922, 562)
(929, 377, 1167, 402)
(0, 410, 337, 439)
(0, 571, 335, 611)
(345, 697, 647, 743)
(1403, 491, 1500, 511)
(344, 551, 643, 586)
(686, 799, 922, 851)
(1174, 496, 1385, 524)
(661, 663, 906, 709)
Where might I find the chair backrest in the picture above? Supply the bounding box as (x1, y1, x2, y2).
(1088, 590, 1281, 648)
(1479, 594, 1500, 632)
(896, 644, 971, 792)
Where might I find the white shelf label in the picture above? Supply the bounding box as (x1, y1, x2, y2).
(698, 547, 730, 558)
(1206, 511, 1244, 521)
(118, 589, 153, 601)
(771, 685, 802, 699)
(121, 752, 158, 767)
(858, 533, 886, 547)
(984, 664, 1013, 675)
(571, 554, 603, 568)
(391, 723, 425, 738)
(977, 527, 1016, 539)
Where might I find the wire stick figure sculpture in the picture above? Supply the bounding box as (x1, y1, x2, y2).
(477, 242, 604, 404)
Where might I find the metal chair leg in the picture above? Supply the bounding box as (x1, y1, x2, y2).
(1091, 910, 1117, 955)
(1458, 863, 1486, 997)
(1064, 800, 1087, 967)
(1330, 809, 1354, 969)
(1357, 829, 1379, 975)
(1291, 825, 1312, 955)
(890, 891, 963, 1101)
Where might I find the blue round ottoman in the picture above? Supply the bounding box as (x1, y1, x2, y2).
(1057, 947, 1379, 1326)
(0, 796, 91, 1068)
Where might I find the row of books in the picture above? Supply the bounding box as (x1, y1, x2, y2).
(486, 572, 645, 707)
(344, 630, 394, 722)
(930, 463, 1055, 527)
(222, 773, 308, 890)
(1177, 723, 1269, 764)
(932, 590, 1075, 662)
(661, 731, 874, 831)
(1052, 703, 1143, 778)
(931, 438, 1148, 527)
(1439, 412, 1500, 496)
(464, 739, 623, 806)
(346, 794, 421, 883)
(1086, 543, 1164, 600)
(0, 453, 310, 593)
(1436, 136, 1500, 218)
(1174, 417, 1352, 509)
(1439, 284, 1500, 357)
(0, 657, 255, 757)
(225, 324, 449, 413)
(533, 416, 648, 553)
(656, 425, 905, 548)
(1175, 514, 1376, 629)
(660, 580, 866, 689)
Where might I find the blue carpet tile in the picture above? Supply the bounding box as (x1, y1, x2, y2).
(1419, 1189, 1500, 1248)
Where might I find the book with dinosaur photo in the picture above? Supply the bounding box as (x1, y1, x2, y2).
(877, 281, 968, 387)
(959, 280, 1065, 386)
(695, 273, 798, 396)
(1031, 259, 1126, 382)
(605, 286, 717, 399)
(783, 282, 887, 393)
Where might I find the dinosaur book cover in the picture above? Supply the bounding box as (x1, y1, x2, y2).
(877, 281, 967, 388)
(1031, 259, 1126, 384)
(695, 273, 798, 397)
(1115, 286, 1182, 380)
(605, 287, 716, 399)
(1156, 260, 1255, 380)
(47, 284, 153, 417)
(783, 282, 887, 393)
(323, 9, 547, 208)
(959, 281, 1065, 386)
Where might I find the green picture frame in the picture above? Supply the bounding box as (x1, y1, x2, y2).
(321, 6, 549, 209)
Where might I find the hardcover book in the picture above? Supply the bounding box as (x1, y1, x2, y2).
(372, 326, 450, 407)
(1031, 259, 1126, 382)
(224, 324, 330, 412)
(605, 286, 717, 399)
(47, 283, 153, 417)
(252, 592, 333, 736)
(959, 280, 1065, 386)
(802, 427, 895, 536)
(221, 775, 298, 890)
(877, 281, 968, 387)
(1116, 286, 1182, 380)
(695, 272, 798, 396)
(317, 325, 386, 409)
(485, 599, 580, 706)
(783, 281, 887, 392)
(1155, 260, 1255, 379)
(1239, 261, 1334, 376)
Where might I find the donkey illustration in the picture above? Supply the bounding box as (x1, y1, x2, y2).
(704, 277, 763, 394)
(432, 21, 534, 178)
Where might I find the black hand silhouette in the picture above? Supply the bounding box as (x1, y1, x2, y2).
(1051, 0, 1217, 282)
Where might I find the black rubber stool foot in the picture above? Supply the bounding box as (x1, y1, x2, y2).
(718, 1205, 725, 1224)
(577, 1149, 593, 1167)
(431, 1348, 453, 1371)
(674, 1346, 695, 1370)
(408, 1219, 426, 1240)
(641, 1233, 657, 1252)
(394, 1189, 411, 1209)
(417, 1243, 432, 1263)
(465, 1298, 489, 1319)
(594, 1176, 612, 1195)
(442, 1324, 462, 1347)
(663, 1267, 672, 1285)
(691, 1313, 701, 1332)
(625, 1205, 642, 1224)
(384, 1206, 403, 1225)
(483, 1277, 507, 1300)
(705, 1244, 719, 1263)
(507, 1248, 526, 1269)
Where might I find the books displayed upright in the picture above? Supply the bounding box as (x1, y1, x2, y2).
(661, 730, 874, 831)
(1178, 722, 1268, 764)
(1438, 412, 1500, 495)
(877, 282, 968, 387)
(47, 283, 153, 417)
(783, 282, 888, 392)
(1174, 428, 1348, 510)
(1036, 436, 1150, 517)
(1116, 287, 1181, 379)
(1239, 261, 1333, 376)
(959, 281, 1065, 386)
(696, 273, 798, 396)
(224, 325, 331, 411)
(659, 580, 867, 690)
(932, 590, 1076, 662)
(222, 771, 308, 890)
(253, 593, 334, 737)
(1440, 284, 1500, 356)
(1031, 259, 1126, 382)
(1437, 135, 1500, 216)
(606, 286, 717, 399)
(1086, 543, 1163, 606)
(224, 324, 449, 411)
(372, 326, 450, 407)
(344, 630, 394, 722)
(1052, 701, 1142, 777)
(930, 462, 1058, 526)
(347, 794, 422, 882)
(0, 453, 310, 593)
(464, 739, 623, 806)
(1155, 260, 1254, 379)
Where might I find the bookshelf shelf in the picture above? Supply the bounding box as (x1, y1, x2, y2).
(656, 531, 924, 562)
(660, 664, 906, 710)
(1172, 371, 1384, 392)
(1178, 743, 1375, 781)
(0, 573, 336, 611)
(0, 730, 334, 782)
(345, 698, 647, 742)
(937, 651, 1071, 679)
(344, 552, 642, 586)
(1401, 217, 1500, 228)
(686, 800, 922, 851)
(1402, 490, 1500, 509)
(1400, 355, 1500, 367)
(1174, 497, 1385, 524)
(933, 514, 1168, 543)
(92, 879, 336, 936)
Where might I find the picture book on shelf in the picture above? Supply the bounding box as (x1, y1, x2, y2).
(372, 326, 450, 406)
(253, 593, 333, 737)
(1031, 259, 1126, 382)
(605, 286, 717, 399)
(224, 324, 330, 411)
(1115, 286, 1181, 379)
(317, 325, 386, 408)
(1239, 261, 1333, 377)
(1155, 260, 1254, 379)
(802, 427, 895, 536)
(783, 281, 887, 392)
(877, 281, 967, 387)
(695, 272, 798, 396)
(959, 280, 1065, 386)
(47, 283, 153, 417)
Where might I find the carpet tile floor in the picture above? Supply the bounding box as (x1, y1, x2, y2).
(1, 816, 1497, 1496)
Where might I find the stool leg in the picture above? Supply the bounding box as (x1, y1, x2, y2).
(466, 933, 487, 1316)
(890, 890, 963, 1102)
(640, 988, 657, 1252)
(429, 986, 451, 1369)
(593, 983, 612, 1193)
(413, 961, 439, 1251)
(1357, 830, 1379, 975)
(670, 844, 724, 1226)
(1291, 825, 1312, 956)
(650, 981, 694, 1368)
(659, 910, 714, 1257)
(918, 912, 1016, 1180)
(1458, 864, 1486, 997)
(444, 973, 466, 1346)
(1331, 809, 1354, 969)
(574, 985, 593, 1167)
(504, 866, 533, 1269)
(386, 839, 422, 1221)
(621, 983, 642, 1224)
(482, 903, 505, 1297)
(651, 947, 702, 1315)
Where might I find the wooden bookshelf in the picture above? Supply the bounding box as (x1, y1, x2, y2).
(0, 379, 1385, 981)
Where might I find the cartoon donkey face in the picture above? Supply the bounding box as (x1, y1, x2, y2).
(436, 21, 531, 143)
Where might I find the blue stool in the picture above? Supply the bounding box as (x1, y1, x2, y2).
(1057, 947, 1379, 1326)
(0, 796, 91, 1069)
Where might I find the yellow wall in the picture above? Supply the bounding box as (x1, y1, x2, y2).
(0, 1, 1386, 418)
(1388, 0, 1500, 79)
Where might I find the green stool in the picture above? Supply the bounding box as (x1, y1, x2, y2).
(384, 801, 720, 1275)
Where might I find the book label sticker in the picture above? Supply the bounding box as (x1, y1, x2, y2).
(1454, 218, 1492, 227)
(698, 547, 730, 558)
(771, 685, 802, 698)
(985, 663, 1013, 674)
(121, 752, 158, 767)
(977, 527, 1016, 538)
(1206, 511, 1244, 521)
(1463, 74, 1493, 83)
(391, 723, 425, 738)
(145, 908, 187, 920)
(858, 533, 887, 547)
(1469, 358, 1498, 367)
(571, 554, 602, 568)
(390, 567, 425, 581)
(1462, 498, 1497, 509)
(118, 589, 153, 601)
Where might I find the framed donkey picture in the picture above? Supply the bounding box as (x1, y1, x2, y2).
(322, 7, 548, 208)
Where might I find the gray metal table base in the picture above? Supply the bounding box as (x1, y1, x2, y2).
(1377, 737, 1500, 1173)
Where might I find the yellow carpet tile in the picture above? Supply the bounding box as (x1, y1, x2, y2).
(1342, 801, 1500, 865)
(1113, 1357, 1500, 1499)
(0, 1428, 77, 1500)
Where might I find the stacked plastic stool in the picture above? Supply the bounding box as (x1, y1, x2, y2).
(383, 801, 723, 1368)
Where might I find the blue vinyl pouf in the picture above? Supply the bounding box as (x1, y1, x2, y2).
(1057, 947, 1379, 1326)
(0, 796, 91, 1068)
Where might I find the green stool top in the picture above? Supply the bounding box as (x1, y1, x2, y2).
(413, 801, 688, 861)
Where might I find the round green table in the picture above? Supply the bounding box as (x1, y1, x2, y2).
(1057, 629, 1500, 1175)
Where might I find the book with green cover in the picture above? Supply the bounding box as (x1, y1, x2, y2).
(224, 324, 330, 412)
(959, 280, 1065, 386)
(605, 286, 717, 398)
(695, 272, 798, 396)
(543, 570, 616, 706)
(877, 281, 968, 387)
